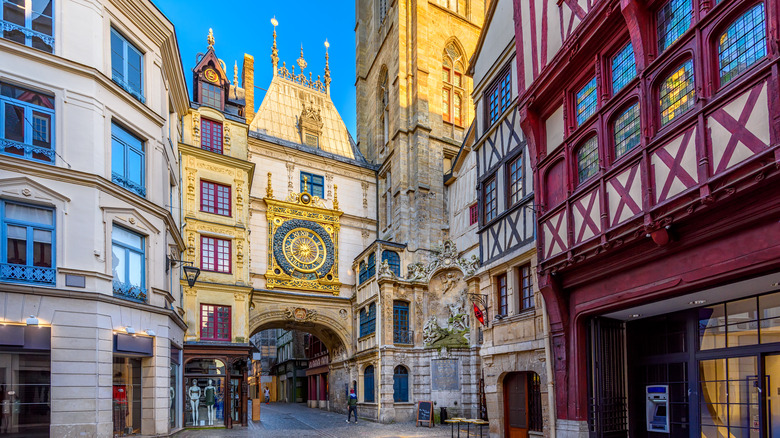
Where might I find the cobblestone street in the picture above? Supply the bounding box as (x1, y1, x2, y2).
(174, 402, 455, 438)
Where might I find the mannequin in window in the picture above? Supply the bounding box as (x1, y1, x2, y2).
(188, 380, 201, 424)
(204, 379, 216, 425)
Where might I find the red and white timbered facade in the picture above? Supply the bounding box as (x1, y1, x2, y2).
(512, 0, 780, 436)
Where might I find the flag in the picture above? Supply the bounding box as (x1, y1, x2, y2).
(473, 303, 485, 326)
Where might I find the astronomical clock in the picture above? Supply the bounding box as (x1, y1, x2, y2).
(264, 177, 341, 294)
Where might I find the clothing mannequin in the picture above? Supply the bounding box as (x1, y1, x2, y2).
(188, 380, 201, 425)
(204, 379, 216, 425)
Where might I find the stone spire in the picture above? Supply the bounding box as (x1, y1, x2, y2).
(207, 28, 215, 49)
(324, 39, 331, 95)
(233, 61, 238, 85)
(297, 45, 307, 72)
(271, 17, 279, 76)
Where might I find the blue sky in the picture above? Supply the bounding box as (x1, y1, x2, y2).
(152, 0, 357, 137)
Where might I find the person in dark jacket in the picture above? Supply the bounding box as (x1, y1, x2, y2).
(346, 388, 358, 423)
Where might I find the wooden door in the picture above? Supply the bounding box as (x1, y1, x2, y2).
(504, 372, 529, 438)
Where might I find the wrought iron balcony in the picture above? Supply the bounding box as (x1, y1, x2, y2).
(111, 78, 146, 104)
(111, 172, 146, 197)
(0, 263, 55, 285)
(0, 20, 54, 52)
(1, 139, 55, 164)
(393, 328, 413, 345)
(113, 280, 147, 303)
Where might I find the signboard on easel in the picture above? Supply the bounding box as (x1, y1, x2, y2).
(416, 400, 434, 427)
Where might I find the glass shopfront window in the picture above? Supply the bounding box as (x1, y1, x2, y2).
(184, 359, 225, 427)
(113, 357, 142, 437)
(0, 352, 50, 438)
(230, 378, 241, 423)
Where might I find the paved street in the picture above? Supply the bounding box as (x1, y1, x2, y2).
(174, 402, 453, 438)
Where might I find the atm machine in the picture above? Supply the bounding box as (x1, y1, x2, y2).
(646, 385, 669, 433)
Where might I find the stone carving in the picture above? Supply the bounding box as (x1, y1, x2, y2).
(339, 309, 347, 319)
(440, 272, 458, 294)
(422, 292, 469, 349)
(284, 307, 317, 322)
(361, 182, 369, 208)
(423, 316, 444, 346)
(266, 172, 274, 198)
(406, 240, 479, 281)
(286, 162, 295, 191)
(378, 259, 394, 278)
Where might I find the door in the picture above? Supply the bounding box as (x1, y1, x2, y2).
(767, 354, 780, 437)
(504, 372, 528, 438)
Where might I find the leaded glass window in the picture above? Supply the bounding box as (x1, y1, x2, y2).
(483, 176, 497, 222)
(613, 103, 641, 159)
(508, 155, 523, 207)
(719, 3, 766, 85)
(576, 136, 599, 184)
(576, 77, 598, 126)
(660, 60, 695, 126)
(612, 42, 637, 93)
(657, 0, 692, 53)
(382, 250, 400, 276)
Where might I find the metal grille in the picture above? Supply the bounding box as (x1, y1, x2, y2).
(576, 77, 598, 126)
(577, 136, 599, 183)
(528, 373, 543, 432)
(660, 60, 695, 126)
(613, 103, 641, 159)
(657, 0, 692, 53)
(588, 318, 628, 437)
(719, 3, 766, 85)
(611, 42, 636, 93)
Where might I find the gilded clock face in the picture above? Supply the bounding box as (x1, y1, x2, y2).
(273, 219, 335, 279)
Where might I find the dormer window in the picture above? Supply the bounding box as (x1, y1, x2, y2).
(200, 82, 222, 109)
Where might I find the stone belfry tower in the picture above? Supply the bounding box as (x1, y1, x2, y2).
(356, 0, 484, 252)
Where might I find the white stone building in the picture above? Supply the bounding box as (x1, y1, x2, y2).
(0, 0, 189, 436)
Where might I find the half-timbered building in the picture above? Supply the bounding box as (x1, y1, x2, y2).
(467, 0, 553, 435)
(512, 0, 780, 436)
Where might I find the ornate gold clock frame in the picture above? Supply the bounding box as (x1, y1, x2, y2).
(264, 173, 342, 294)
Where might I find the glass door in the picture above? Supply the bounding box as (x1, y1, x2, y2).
(767, 354, 780, 437)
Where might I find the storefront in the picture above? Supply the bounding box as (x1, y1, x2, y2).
(112, 332, 154, 437)
(170, 345, 181, 430)
(0, 324, 51, 438)
(590, 285, 780, 437)
(182, 345, 249, 428)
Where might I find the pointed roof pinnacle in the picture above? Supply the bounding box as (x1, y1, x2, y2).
(297, 45, 307, 71)
(207, 28, 215, 49)
(234, 60, 238, 85)
(271, 17, 279, 74)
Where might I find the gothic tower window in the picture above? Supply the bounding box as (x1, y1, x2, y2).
(379, 67, 389, 150)
(442, 42, 465, 126)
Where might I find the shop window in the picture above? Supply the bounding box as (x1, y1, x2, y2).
(170, 348, 180, 429)
(113, 357, 142, 437)
(613, 102, 641, 160)
(0, 351, 50, 436)
(111, 225, 146, 302)
(611, 41, 637, 94)
(469, 203, 478, 225)
(382, 250, 400, 276)
(200, 82, 222, 109)
(718, 3, 766, 86)
(184, 359, 226, 427)
(699, 357, 759, 438)
(200, 118, 223, 154)
(201, 236, 230, 273)
(201, 180, 231, 216)
(0, 200, 55, 284)
(0, 0, 54, 52)
(364, 365, 375, 402)
(519, 264, 534, 311)
(483, 176, 497, 222)
(507, 155, 523, 207)
(699, 292, 780, 349)
(576, 136, 599, 184)
(393, 366, 409, 402)
(497, 273, 508, 316)
(660, 60, 695, 126)
(0, 82, 55, 163)
(360, 303, 376, 337)
(657, 0, 692, 53)
(300, 172, 324, 198)
(110, 28, 144, 103)
(111, 123, 146, 197)
(393, 301, 411, 344)
(576, 77, 598, 126)
(200, 304, 231, 341)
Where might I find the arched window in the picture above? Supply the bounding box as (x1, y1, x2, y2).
(359, 260, 367, 284)
(379, 68, 389, 147)
(613, 102, 641, 160)
(442, 42, 465, 126)
(657, 0, 693, 53)
(393, 366, 409, 402)
(393, 301, 411, 344)
(719, 3, 766, 85)
(576, 136, 599, 184)
(660, 59, 695, 126)
(360, 303, 376, 337)
(382, 250, 401, 276)
(364, 365, 375, 402)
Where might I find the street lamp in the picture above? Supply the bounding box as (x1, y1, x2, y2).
(167, 257, 201, 288)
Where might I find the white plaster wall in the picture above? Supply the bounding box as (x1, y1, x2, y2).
(472, 0, 515, 88)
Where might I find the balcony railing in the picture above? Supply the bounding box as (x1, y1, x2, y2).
(111, 172, 146, 197)
(0, 20, 54, 53)
(113, 280, 147, 303)
(0, 263, 55, 285)
(111, 78, 146, 104)
(393, 328, 413, 345)
(1, 139, 55, 163)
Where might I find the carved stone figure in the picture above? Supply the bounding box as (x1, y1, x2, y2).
(423, 316, 445, 346)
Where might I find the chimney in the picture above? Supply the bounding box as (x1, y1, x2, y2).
(242, 53, 255, 124)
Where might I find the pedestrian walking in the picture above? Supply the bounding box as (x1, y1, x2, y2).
(346, 388, 358, 423)
(264, 386, 270, 404)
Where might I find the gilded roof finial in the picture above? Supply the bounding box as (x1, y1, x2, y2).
(324, 39, 331, 94)
(233, 60, 238, 85)
(271, 17, 279, 75)
(207, 28, 215, 49)
(266, 172, 274, 198)
(297, 45, 307, 72)
(333, 184, 339, 210)
(302, 175, 309, 193)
